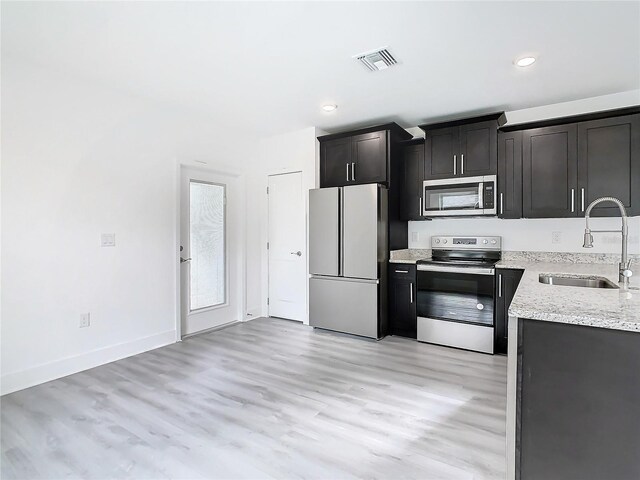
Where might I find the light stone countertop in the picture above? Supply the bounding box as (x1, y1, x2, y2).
(498, 257, 640, 333)
(389, 249, 640, 333)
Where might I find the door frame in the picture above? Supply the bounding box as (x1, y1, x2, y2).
(266, 170, 308, 323)
(175, 162, 246, 340)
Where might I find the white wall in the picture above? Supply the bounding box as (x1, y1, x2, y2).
(1, 58, 255, 394)
(245, 127, 321, 321)
(409, 217, 640, 254)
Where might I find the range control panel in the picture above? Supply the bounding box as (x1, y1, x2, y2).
(431, 236, 502, 250)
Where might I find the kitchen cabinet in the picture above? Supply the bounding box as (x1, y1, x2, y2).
(399, 139, 425, 221)
(320, 137, 352, 187)
(388, 263, 417, 339)
(516, 319, 640, 479)
(522, 124, 578, 218)
(497, 131, 523, 218)
(510, 109, 639, 218)
(318, 123, 411, 188)
(577, 113, 640, 217)
(421, 113, 505, 180)
(494, 268, 523, 354)
(351, 131, 388, 184)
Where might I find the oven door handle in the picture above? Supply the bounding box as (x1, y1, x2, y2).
(417, 265, 495, 275)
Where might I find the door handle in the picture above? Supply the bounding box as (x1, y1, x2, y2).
(419, 197, 423, 217)
(453, 155, 457, 175)
(180, 257, 192, 263)
(498, 274, 502, 297)
(351, 162, 355, 181)
(290, 251, 302, 257)
(410, 283, 413, 303)
(581, 188, 585, 212)
(500, 193, 504, 215)
(461, 154, 464, 175)
(571, 188, 575, 213)
(346, 163, 350, 182)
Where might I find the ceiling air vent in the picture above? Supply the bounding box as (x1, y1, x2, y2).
(354, 47, 398, 71)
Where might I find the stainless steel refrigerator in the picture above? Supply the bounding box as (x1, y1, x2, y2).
(309, 184, 388, 339)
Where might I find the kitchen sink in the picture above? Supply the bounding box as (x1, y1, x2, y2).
(539, 274, 619, 289)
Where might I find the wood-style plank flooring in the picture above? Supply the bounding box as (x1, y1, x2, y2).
(1, 317, 507, 479)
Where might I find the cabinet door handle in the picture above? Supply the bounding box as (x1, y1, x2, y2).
(346, 163, 350, 182)
(581, 188, 585, 212)
(351, 162, 355, 181)
(498, 274, 502, 298)
(461, 154, 464, 175)
(419, 197, 423, 217)
(500, 193, 504, 215)
(395, 270, 409, 274)
(410, 283, 413, 303)
(571, 188, 575, 213)
(453, 155, 457, 175)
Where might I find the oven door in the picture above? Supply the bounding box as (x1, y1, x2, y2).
(416, 266, 495, 326)
(422, 177, 484, 216)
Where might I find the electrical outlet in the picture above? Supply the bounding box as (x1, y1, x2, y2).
(552, 231, 562, 244)
(80, 313, 90, 328)
(101, 233, 115, 247)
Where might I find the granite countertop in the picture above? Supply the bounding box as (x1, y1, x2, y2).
(390, 249, 640, 333)
(389, 249, 430, 263)
(497, 257, 640, 333)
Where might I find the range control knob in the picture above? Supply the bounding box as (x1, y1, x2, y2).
(434, 238, 440, 244)
(491, 239, 497, 244)
(443, 239, 448, 244)
(482, 239, 488, 244)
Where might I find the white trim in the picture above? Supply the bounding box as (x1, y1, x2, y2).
(1, 330, 176, 396)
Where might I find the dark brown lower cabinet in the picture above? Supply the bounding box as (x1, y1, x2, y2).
(517, 319, 640, 480)
(494, 268, 523, 354)
(388, 263, 416, 339)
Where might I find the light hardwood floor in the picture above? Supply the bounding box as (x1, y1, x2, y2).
(1, 317, 507, 479)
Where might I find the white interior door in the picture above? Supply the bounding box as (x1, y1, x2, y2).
(268, 172, 306, 322)
(180, 166, 239, 336)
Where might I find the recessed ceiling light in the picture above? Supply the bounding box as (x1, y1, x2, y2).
(322, 104, 338, 112)
(515, 56, 536, 67)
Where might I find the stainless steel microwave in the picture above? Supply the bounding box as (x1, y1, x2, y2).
(422, 175, 497, 217)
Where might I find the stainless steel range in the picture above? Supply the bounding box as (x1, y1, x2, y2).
(416, 235, 501, 354)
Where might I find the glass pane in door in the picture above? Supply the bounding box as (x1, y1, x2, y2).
(190, 181, 225, 310)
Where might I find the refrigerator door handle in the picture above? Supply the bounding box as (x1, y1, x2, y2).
(339, 187, 344, 277)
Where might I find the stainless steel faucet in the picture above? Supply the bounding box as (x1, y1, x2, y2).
(583, 196, 633, 289)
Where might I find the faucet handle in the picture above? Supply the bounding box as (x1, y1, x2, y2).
(622, 269, 633, 278)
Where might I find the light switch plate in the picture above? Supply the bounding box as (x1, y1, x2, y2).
(101, 233, 115, 247)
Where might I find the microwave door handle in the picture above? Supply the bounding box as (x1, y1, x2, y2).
(478, 183, 484, 209)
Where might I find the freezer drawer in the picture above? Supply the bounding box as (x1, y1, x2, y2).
(417, 316, 494, 354)
(309, 188, 340, 276)
(309, 276, 379, 339)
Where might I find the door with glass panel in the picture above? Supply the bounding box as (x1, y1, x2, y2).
(180, 167, 238, 336)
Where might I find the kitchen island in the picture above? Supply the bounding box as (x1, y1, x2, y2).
(500, 255, 640, 480)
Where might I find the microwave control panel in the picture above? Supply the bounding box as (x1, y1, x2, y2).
(483, 182, 495, 209)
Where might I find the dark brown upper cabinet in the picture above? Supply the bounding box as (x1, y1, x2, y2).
(351, 131, 387, 185)
(319, 123, 411, 188)
(577, 114, 639, 217)
(497, 131, 523, 218)
(399, 140, 425, 221)
(522, 124, 578, 218)
(320, 137, 352, 188)
(515, 110, 640, 218)
(420, 113, 505, 180)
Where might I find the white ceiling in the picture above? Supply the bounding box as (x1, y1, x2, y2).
(2, 1, 639, 136)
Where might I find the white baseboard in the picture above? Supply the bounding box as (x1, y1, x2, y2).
(1, 329, 176, 396)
